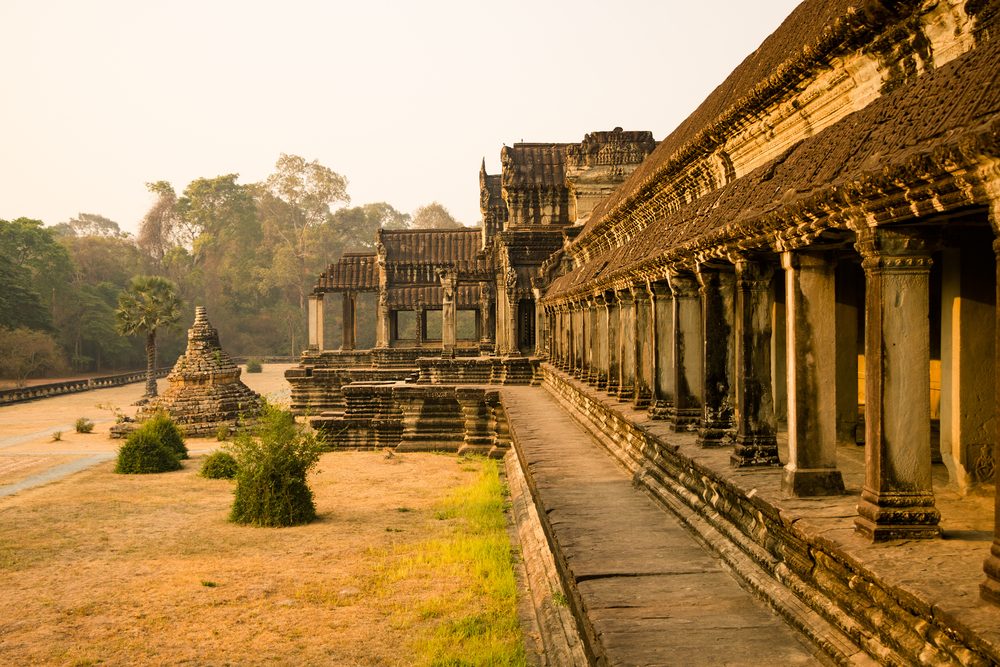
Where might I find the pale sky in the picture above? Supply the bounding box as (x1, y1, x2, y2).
(1, 1, 801, 233)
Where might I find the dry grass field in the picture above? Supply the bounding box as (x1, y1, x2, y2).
(0, 367, 525, 666)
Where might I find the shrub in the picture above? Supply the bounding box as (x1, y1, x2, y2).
(144, 411, 188, 460)
(245, 358, 263, 373)
(51, 431, 62, 442)
(216, 424, 230, 441)
(115, 430, 181, 474)
(201, 451, 238, 479)
(229, 404, 321, 527)
(75, 417, 95, 434)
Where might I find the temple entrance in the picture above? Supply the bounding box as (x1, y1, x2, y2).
(518, 298, 535, 354)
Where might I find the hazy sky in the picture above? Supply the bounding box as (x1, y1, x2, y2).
(1, 1, 801, 233)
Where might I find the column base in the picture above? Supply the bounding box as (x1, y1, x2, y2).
(669, 407, 700, 432)
(606, 378, 619, 395)
(696, 423, 731, 448)
(595, 373, 608, 390)
(731, 435, 780, 467)
(782, 466, 846, 497)
(648, 399, 672, 420)
(633, 389, 652, 409)
(982, 542, 1000, 605)
(854, 489, 940, 542)
(615, 383, 634, 400)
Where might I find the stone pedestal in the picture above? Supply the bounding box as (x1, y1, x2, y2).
(668, 272, 702, 430)
(854, 229, 939, 540)
(697, 266, 735, 447)
(456, 387, 494, 456)
(782, 251, 845, 496)
(732, 258, 780, 467)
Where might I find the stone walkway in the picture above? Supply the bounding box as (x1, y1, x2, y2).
(501, 386, 820, 666)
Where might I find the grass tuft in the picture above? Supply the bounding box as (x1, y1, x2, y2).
(370, 459, 525, 666)
(74, 417, 94, 434)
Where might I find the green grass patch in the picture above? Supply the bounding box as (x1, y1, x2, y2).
(371, 459, 525, 666)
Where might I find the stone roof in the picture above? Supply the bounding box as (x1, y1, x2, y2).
(575, 0, 944, 242)
(381, 228, 485, 266)
(501, 143, 572, 189)
(318, 253, 378, 292)
(547, 34, 1000, 297)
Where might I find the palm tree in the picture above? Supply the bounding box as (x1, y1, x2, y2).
(116, 276, 181, 398)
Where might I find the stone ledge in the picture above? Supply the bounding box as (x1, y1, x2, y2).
(540, 364, 999, 666)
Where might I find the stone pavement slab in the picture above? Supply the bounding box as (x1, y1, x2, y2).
(502, 386, 820, 666)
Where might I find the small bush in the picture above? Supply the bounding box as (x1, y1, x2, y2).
(75, 417, 95, 434)
(115, 430, 181, 474)
(229, 403, 321, 527)
(50, 431, 62, 442)
(216, 424, 230, 441)
(201, 451, 238, 479)
(144, 411, 188, 460)
(245, 358, 263, 373)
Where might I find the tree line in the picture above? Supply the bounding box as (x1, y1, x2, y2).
(0, 153, 463, 384)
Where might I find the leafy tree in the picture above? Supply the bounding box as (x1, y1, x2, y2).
(138, 181, 182, 264)
(63, 213, 128, 239)
(116, 276, 181, 398)
(0, 217, 71, 320)
(411, 202, 464, 229)
(327, 202, 410, 252)
(259, 154, 350, 311)
(0, 326, 66, 386)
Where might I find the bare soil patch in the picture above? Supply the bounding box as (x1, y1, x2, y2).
(0, 449, 522, 665)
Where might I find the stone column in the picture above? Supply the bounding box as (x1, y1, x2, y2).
(307, 294, 319, 349)
(316, 293, 325, 351)
(835, 265, 862, 445)
(439, 271, 457, 358)
(376, 291, 390, 348)
(732, 258, 780, 467)
(668, 271, 702, 430)
(854, 228, 939, 540)
(480, 282, 495, 349)
(341, 291, 356, 351)
(507, 288, 520, 357)
(587, 296, 600, 385)
(616, 287, 635, 400)
(607, 292, 620, 394)
(632, 283, 654, 408)
(781, 250, 845, 496)
(414, 306, 424, 347)
(697, 266, 735, 447)
(649, 281, 674, 419)
(595, 293, 609, 388)
(983, 234, 1000, 604)
(575, 300, 587, 379)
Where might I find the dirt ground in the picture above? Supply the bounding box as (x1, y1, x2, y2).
(0, 365, 291, 490)
(0, 446, 498, 665)
(0, 365, 523, 665)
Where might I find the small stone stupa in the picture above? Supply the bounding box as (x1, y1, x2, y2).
(139, 306, 262, 436)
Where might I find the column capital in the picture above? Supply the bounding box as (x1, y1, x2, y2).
(616, 286, 635, 304)
(781, 248, 836, 272)
(733, 257, 776, 287)
(648, 280, 672, 300)
(593, 292, 607, 307)
(629, 282, 651, 302)
(854, 226, 938, 272)
(667, 271, 699, 298)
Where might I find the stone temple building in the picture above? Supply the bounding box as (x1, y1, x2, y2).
(288, 0, 1000, 662)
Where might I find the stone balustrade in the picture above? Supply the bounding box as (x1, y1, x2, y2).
(0, 368, 170, 406)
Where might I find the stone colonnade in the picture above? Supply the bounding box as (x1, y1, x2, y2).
(542, 222, 1000, 602)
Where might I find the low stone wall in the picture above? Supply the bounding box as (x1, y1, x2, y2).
(540, 364, 999, 666)
(311, 383, 510, 458)
(0, 368, 170, 406)
(286, 367, 416, 415)
(415, 357, 541, 385)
